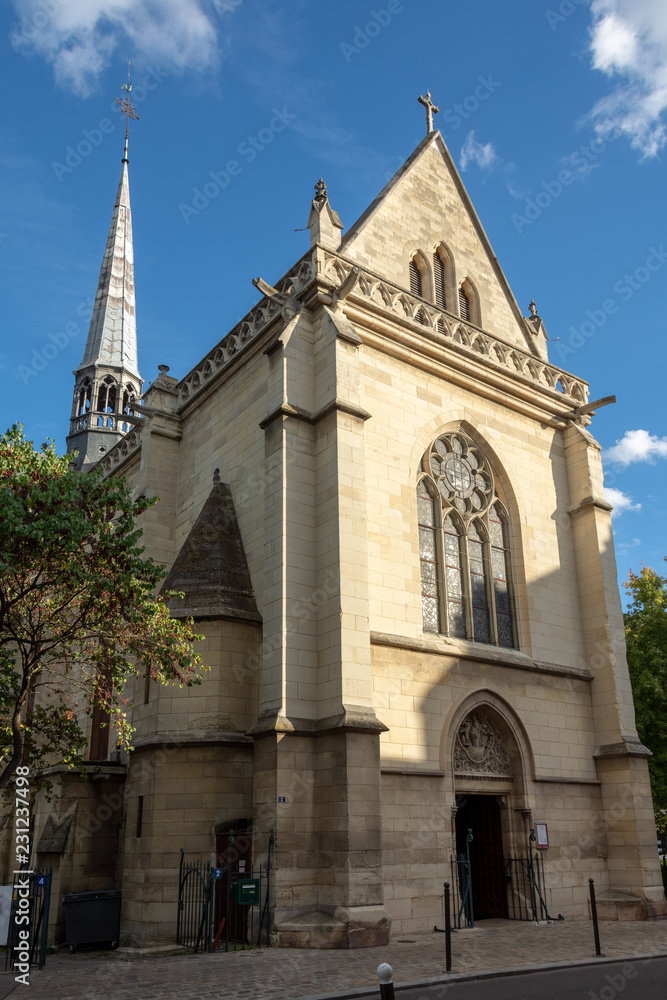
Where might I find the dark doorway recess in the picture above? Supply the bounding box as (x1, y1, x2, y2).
(455, 794, 507, 919)
(215, 830, 253, 944)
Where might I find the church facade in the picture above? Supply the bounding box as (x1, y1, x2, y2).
(17, 115, 666, 947)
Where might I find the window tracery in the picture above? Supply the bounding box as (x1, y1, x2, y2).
(418, 430, 516, 648)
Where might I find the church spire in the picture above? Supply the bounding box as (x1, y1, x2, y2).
(66, 73, 143, 472)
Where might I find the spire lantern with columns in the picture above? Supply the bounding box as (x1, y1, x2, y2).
(66, 71, 143, 472)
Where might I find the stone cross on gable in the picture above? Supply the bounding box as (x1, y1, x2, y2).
(418, 91, 439, 134)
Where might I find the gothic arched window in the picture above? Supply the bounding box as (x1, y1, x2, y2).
(433, 245, 453, 311)
(123, 384, 136, 415)
(458, 285, 471, 321)
(78, 379, 91, 416)
(417, 430, 516, 648)
(458, 279, 481, 326)
(409, 256, 424, 298)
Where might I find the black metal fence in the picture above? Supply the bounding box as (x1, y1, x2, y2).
(449, 854, 474, 928)
(3, 867, 52, 972)
(177, 844, 272, 952)
(504, 852, 550, 921)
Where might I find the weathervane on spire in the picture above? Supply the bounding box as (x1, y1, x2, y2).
(115, 62, 140, 162)
(418, 91, 439, 135)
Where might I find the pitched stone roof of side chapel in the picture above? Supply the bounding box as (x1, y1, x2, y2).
(160, 475, 262, 623)
(339, 130, 539, 356)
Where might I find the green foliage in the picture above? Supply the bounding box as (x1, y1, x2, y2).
(0, 424, 205, 791)
(624, 561, 667, 825)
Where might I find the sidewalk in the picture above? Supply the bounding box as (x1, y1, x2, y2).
(5, 918, 667, 1000)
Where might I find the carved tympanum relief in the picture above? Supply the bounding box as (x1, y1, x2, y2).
(453, 711, 511, 776)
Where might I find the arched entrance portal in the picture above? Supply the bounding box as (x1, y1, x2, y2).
(455, 795, 506, 919)
(448, 702, 529, 923)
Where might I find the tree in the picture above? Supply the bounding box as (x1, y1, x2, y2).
(0, 425, 205, 792)
(624, 561, 667, 834)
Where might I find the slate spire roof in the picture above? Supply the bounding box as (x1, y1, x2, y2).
(77, 151, 139, 378)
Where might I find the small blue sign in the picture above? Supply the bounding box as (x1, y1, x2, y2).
(36, 876, 46, 886)
(213, 869, 223, 880)
(278, 796, 286, 803)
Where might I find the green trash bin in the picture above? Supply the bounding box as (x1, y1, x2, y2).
(63, 890, 121, 951)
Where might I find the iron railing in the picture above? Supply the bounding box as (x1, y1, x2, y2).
(3, 867, 52, 971)
(450, 827, 474, 928)
(504, 848, 561, 921)
(177, 834, 273, 952)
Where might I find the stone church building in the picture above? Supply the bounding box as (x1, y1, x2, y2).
(15, 105, 667, 947)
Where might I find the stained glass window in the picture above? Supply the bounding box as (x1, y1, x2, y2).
(468, 522, 490, 643)
(417, 433, 516, 648)
(490, 503, 514, 648)
(418, 481, 440, 633)
(444, 515, 466, 638)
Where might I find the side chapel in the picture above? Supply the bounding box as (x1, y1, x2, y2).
(17, 94, 667, 947)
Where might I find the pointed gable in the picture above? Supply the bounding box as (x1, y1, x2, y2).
(341, 132, 535, 353)
(161, 478, 261, 623)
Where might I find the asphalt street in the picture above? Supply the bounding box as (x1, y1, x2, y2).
(395, 956, 667, 1000)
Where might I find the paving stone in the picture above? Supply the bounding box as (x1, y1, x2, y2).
(7, 918, 667, 999)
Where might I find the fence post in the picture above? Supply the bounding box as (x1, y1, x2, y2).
(588, 878, 603, 957)
(377, 962, 395, 1000)
(444, 882, 452, 972)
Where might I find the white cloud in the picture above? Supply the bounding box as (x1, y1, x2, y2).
(603, 429, 667, 466)
(10, 0, 221, 97)
(586, 0, 667, 157)
(459, 131, 497, 172)
(604, 487, 641, 516)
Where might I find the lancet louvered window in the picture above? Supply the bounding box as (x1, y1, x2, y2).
(459, 286, 471, 321)
(434, 253, 447, 309)
(417, 431, 516, 648)
(409, 258, 423, 298)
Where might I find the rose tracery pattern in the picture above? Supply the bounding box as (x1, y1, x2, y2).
(426, 432, 494, 516)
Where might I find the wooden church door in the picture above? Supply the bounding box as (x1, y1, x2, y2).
(456, 795, 507, 920)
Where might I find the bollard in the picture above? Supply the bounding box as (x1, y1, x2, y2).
(444, 882, 452, 972)
(588, 878, 604, 957)
(377, 962, 395, 1000)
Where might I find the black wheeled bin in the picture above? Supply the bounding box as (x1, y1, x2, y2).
(63, 890, 121, 951)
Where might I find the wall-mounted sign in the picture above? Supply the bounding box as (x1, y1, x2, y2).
(535, 823, 549, 849)
(278, 796, 286, 803)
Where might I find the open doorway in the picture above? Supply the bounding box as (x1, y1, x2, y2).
(455, 794, 507, 919)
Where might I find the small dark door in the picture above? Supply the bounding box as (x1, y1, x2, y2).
(215, 832, 253, 944)
(456, 795, 506, 919)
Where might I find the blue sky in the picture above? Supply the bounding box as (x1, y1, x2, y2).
(1, 0, 666, 599)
